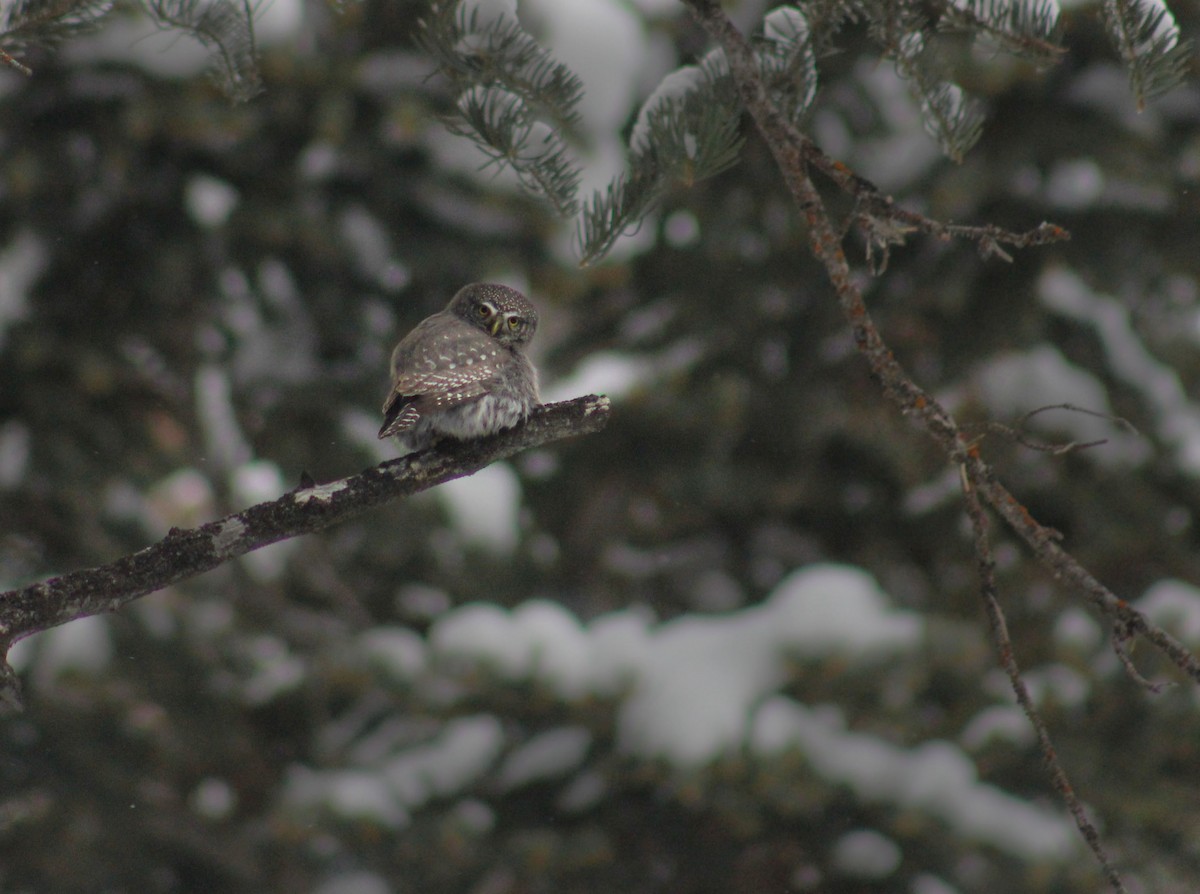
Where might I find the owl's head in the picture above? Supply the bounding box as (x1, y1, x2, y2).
(449, 283, 539, 347)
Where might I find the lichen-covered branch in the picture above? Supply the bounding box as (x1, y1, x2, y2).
(0, 395, 611, 711)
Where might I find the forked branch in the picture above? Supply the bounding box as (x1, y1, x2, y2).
(681, 0, 1196, 888)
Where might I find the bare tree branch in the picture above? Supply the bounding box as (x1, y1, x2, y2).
(960, 469, 1126, 894)
(680, 1, 1200, 887)
(0, 395, 611, 711)
(679, 0, 1200, 686)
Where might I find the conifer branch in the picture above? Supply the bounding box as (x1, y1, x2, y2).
(1103, 0, 1192, 110)
(891, 31, 985, 163)
(419, 1, 584, 216)
(448, 85, 582, 218)
(578, 11, 822, 265)
(147, 0, 261, 101)
(578, 54, 743, 264)
(0, 0, 261, 98)
(757, 7, 818, 127)
(939, 0, 1065, 63)
(0, 0, 113, 73)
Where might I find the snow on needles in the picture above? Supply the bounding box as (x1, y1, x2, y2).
(613, 564, 921, 764)
(288, 563, 1080, 860)
(752, 699, 1076, 861)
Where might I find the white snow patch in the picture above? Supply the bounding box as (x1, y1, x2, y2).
(1126, 0, 1181, 50)
(0, 420, 31, 488)
(230, 460, 294, 581)
(1137, 579, 1200, 642)
(663, 209, 701, 248)
(311, 871, 392, 894)
(855, 62, 943, 190)
(284, 560, 1092, 862)
(751, 698, 1077, 860)
(66, 0, 304, 76)
(543, 340, 703, 404)
(541, 351, 651, 403)
(240, 635, 306, 705)
(1024, 663, 1090, 708)
(438, 462, 523, 553)
(189, 777, 237, 820)
(286, 765, 409, 828)
(524, 0, 644, 151)
(630, 64, 708, 154)
(625, 0, 681, 14)
(0, 230, 46, 349)
(185, 175, 239, 228)
(964, 343, 1148, 467)
(1045, 158, 1104, 209)
(460, 0, 518, 29)
(497, 726, 592, 790)
(66, 16, 210, 78)
(911, 873, 962, 894)
(1040, 267, 1200, 474)
(357, 627, 428, 682)
(432, 564, 920, 765)
(382, 715, 504, 808)
(831, 829, 902, 879)
(195, 365, 253, 471)
(339, 205, 410, 293)
(232, 460, 284, 506)
(253, 0, 306, 45)
(960, 705, 1036, 750)
(1054, 607, 1103, 651)
(20, 616, 113, 689)
(433, 600, 595, 698)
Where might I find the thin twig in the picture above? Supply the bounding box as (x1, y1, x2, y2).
(960, 469, 1127, 893)
(1112, 618, 1174, 694)
(971, 402, 1140, 456)
(0, 48, 33, 76)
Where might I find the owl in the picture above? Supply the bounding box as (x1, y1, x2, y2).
(378, 283, 541, 455)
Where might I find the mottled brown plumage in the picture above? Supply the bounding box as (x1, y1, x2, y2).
(379, 283, 541, 454)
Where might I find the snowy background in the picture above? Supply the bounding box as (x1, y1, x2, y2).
(3, 0, 1200, 892)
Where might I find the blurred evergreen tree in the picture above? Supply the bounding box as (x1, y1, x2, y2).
(2, 1, 1200, 892)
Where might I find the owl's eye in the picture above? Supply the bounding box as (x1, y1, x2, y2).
(476, 304, 490, 318)
(507, 317, 519, 330)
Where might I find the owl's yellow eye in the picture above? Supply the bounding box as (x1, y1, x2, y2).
(507, 317, 519, 330)
(476, 304, 490, 317)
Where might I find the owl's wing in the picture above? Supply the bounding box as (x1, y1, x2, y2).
(378, 364, 498, 439)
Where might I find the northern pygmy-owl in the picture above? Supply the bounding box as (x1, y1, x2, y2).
(378, 283, 541, 454)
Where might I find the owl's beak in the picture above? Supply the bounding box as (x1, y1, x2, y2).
(489, 315, 505, 337)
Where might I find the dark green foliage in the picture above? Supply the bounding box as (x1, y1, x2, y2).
(425, 0, 1190, 258)
(578, 55, 744, 265)
(419, 2, 584, 215)
(940, 0, 1064, 62)
(0, 0, 261, 98)
(0, 0, 114, 47)
(147, 0, 262, 100)
(2, 1, 1200, 893)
